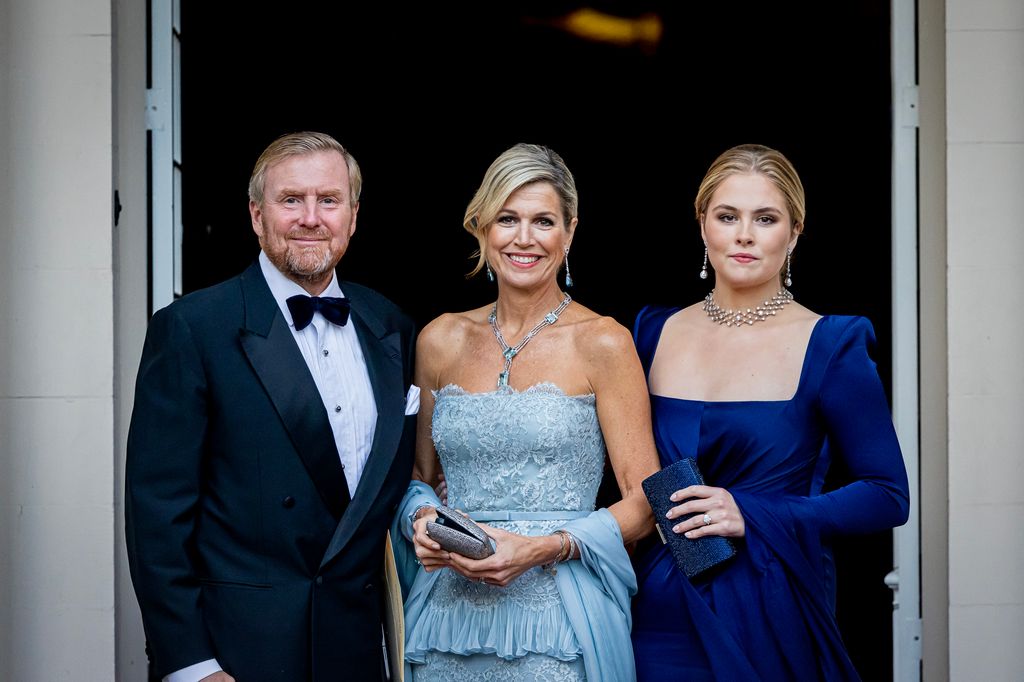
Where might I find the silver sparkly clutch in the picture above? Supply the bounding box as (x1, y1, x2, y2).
(425, 505, 495, 560)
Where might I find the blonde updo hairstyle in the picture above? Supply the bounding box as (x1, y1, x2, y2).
(694, 144, 805, 235)
(463, 143, 579, 277)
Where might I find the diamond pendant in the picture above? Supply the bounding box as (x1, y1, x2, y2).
(503, 347, 518, 361)
(497, 371, 509, 388)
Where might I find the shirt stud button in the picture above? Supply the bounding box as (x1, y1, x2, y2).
(334, 405, 342, 413)
(322, 349, 329, 356)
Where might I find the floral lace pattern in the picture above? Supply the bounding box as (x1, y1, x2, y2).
(411, 384, 607, 678)
(432, 563, 560, 613)
(431, 383, 605, 514)
(414, 651, 586, 682)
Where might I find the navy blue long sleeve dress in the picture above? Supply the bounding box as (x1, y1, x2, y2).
(630, 306, 910, 681)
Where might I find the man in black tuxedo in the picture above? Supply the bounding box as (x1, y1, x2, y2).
(126, 131, 417, 681)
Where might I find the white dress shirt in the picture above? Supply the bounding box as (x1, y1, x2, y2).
(259, 250, 378, 498)
(165, 252, 379, 682)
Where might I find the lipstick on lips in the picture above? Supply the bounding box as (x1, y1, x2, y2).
(729, 252, 758, 264)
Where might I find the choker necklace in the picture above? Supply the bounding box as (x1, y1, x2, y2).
(489, 293, 572, 388)
(703, 288, 793, 327)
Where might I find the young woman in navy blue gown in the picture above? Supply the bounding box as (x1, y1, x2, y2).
(630, 144, 910, 681)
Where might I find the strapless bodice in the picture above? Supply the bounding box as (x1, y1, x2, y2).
(431, 383, 606, 514)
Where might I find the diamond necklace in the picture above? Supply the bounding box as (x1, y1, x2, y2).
(489, 293, 572, 388)
(703, 288, 793, 327)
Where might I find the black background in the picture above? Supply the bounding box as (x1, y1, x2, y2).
(180, 2, 896, 678)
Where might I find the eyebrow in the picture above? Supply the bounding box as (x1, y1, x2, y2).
(497, 208, 558, 218)
(276, 187, 346, 197)
(712, 203, 783, 215)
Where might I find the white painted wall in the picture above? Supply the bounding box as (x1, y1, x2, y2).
(0, 0, 10, 670)
(946, 1, 1024, 679)
(918, 1, 949, 679)
(113, 0, 151, 678)
(0, 0, 116, 679)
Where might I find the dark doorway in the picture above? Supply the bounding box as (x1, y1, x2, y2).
(181, 2, 896, 678)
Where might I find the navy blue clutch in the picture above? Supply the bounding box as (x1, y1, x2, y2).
(642, 458, 737, 578)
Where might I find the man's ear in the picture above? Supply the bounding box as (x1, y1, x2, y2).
(348, 201, 359, 237)
(249, 200, 264, 238)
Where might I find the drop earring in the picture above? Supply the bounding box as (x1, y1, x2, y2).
(699, 244, 709, 280)
(564, 248, 573, 288)
(486, 262, 495, 282)
(784, 248, 793, 287)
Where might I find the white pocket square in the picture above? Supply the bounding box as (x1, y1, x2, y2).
(404, 385, 421, 416)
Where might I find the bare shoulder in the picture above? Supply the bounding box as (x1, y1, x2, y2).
(657, 301, 706, 340)
(780, 302, 822, 335)
(787, 301, 821, 323)
(417, 307, 488, 361)
(567, 304, 638, 368)
(667, 302, 707, 327)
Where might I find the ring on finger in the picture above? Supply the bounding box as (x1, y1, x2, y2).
(702, 513, 712, 526)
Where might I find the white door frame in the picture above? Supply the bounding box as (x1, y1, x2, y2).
(890, 0, 922, 679)
(148, 0, 182, 312)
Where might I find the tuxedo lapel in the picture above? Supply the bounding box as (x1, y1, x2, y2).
(320, 298, 405, 568)
(237, 263, 349, 520)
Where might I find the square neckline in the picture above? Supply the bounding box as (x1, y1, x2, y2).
(647, 312, 826, 405)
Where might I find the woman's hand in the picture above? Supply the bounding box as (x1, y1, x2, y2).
(411, 507, 452, 571)
(434, 473, 448, 505)
(446, 525, 558, 587)
(666, 484, 746, 539)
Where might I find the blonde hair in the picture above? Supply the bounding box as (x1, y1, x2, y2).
(463, 143, 578, 276)
(248, 131, 362, 205)
(694, 144, 805, 234)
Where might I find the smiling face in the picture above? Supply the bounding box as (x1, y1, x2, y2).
(249, 150, 358, 293)
(701, 172, 798, 294)
(485, 181, 577, 292)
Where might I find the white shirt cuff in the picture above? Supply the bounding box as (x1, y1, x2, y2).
(163, 659, 223, 682)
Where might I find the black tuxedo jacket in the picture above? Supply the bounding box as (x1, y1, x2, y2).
(125, 261, 416, 680)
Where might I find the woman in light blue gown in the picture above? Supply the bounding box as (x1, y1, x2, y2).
(395, 143, 660, 681)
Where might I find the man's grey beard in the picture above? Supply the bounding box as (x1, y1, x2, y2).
(286, 246, 337, 284)
(266, 244, 338, 286)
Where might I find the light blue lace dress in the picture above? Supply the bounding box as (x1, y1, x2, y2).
(398, 383, 638, 682)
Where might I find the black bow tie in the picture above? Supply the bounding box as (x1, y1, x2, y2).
(286, 295, 351, 331)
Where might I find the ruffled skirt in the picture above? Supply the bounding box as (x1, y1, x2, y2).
(406, 519, 586, 679)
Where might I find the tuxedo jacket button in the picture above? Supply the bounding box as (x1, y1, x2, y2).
(363, 582, 374, 592)
(282, 495, 296, 508)
(316, 576, 324, 586)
